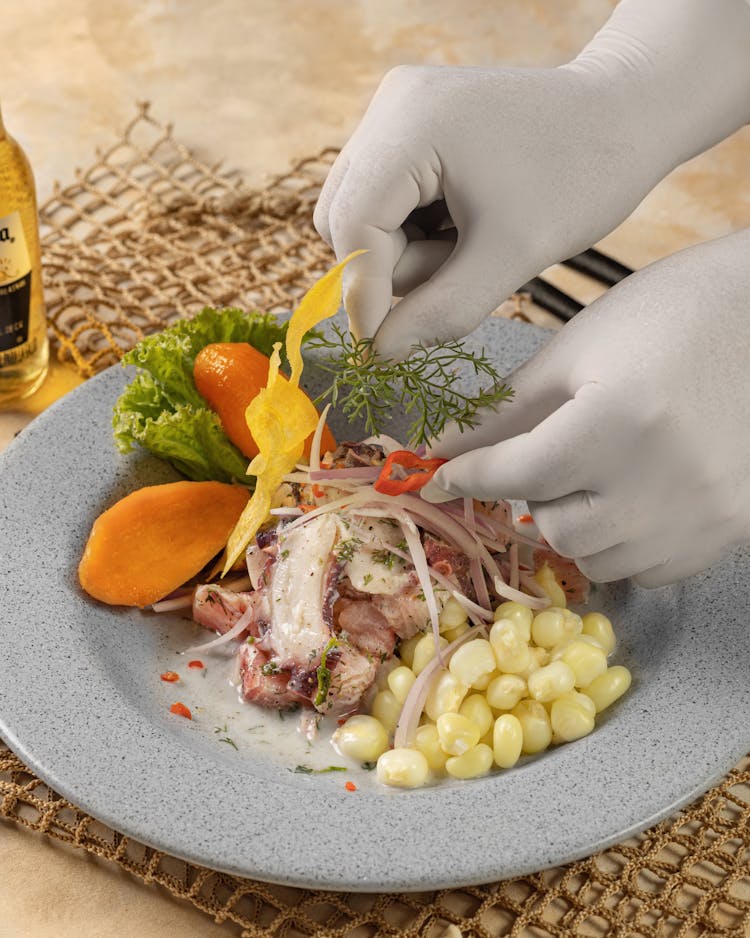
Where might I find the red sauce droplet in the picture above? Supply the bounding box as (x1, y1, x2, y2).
(160, 671, 179, 683)
(170, 702, 192, 719)
(345, 781, 357, 792)
(187, 660, 204, 669)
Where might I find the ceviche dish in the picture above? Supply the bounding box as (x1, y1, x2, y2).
(78, 254, 631, 790)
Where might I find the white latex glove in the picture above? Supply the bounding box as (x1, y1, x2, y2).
(314, 0, 750, 359)
(424, 229, 750, 588)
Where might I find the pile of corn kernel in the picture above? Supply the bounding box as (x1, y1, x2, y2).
(332, 570, 631, 788)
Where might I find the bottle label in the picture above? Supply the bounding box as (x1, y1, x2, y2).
(0, 210, 32, 353)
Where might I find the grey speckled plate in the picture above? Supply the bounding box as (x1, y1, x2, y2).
(1, 317, 749, 892)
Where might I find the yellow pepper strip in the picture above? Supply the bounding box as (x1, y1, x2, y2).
(223, 250, 365, 571)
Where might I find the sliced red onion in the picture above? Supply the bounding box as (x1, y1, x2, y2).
(509, 543, 520, 592)
(309, 403, 331, 474)
(309, 466, 381, 482)
(519, 571, 550, 600)
(184, 601, 255, 654)
(492, 575, 549, 610)
(393, 509, 443, 660)
(246, 547, 267, 590)
(443, 503, 542, 550)
(151, 594, 194, 613)
(393, 623, 488, 749)
(270, 506, 304, 517)
(463, 497, 491, 609)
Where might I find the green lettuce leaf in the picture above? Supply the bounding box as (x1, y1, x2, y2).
(113, 307, 289, 483)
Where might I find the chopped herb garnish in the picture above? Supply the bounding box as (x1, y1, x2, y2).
(372, 548, 396, 569)
(280, 549, 290, 560)
(261, 660, 281, 676)
(361, 761, 377, 771)
(218, 736, 238, 750)
(335, 537, 362, 563)
(362, 572, 374, 586)
(293, 764, 347, 774)
(314, 636, 339, 707)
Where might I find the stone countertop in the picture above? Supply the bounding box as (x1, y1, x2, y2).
(0, 2, 749, 936)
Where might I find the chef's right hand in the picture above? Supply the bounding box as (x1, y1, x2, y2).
(314, 0, 750, 360)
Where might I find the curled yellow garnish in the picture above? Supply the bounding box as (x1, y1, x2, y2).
(223, 250, 365, 571)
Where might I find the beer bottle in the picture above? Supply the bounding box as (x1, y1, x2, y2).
(0, 105, 48, 403)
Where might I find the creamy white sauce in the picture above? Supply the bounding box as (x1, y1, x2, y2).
(164, 632, 381, 789)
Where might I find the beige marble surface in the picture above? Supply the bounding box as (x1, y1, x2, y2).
(1, 2, 749, 936)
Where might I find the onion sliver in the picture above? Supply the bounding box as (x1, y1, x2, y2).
(185, 602, 255, 654)
(393, 509, 443, 660)
(309, 466, 380, 482)
(492, 575, 549, 610)
(151, 594, 194, 613)
(509, 543, 519, 592)
(309, 403, 331, 474)
(394, 623, 487, 749)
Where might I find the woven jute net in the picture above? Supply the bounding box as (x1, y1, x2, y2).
(1, 104, 749, 937)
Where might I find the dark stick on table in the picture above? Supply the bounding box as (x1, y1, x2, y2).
(519, 248, 635, 322)
(519, 277, 584, 322)
(563, 248, 634, 286)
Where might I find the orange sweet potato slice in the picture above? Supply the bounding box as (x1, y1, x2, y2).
(78, 480, 250, 607)
(193, 342, 337, 461)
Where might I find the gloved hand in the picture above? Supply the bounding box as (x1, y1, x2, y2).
(424, 229, 750, 587)
(314, 0, 750, 359)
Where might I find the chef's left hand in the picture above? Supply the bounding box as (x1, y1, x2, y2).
(425, 229, 750, 587)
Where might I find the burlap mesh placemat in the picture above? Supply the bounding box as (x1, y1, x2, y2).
(1, 103, 749, 937)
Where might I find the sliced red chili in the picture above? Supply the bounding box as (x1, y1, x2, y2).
(516, 513, 534, 524)
(187, 660, 204, 669)
(373, 450, 447, 496)
(169, 702, 192, 719)
(345, 781, 357, 792)
(160, 671, 179, 683)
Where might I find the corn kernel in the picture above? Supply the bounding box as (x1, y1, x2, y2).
(492, 713, 523, 768)
(493, 601, 533, 640)
(412, 633, 448, 676)
(445, 743, 494, 779)
(534, 564, 566, 607)
(557, 639, 608, 687)
(531, 608, 567, 649)
(438, 596, 468, 631)
(414, 724, 449, 774)
(387, 665, 416, 705)
(437, 712, 481, 755)
(512, 699, 552, 754)
(527, 661, 576, 702)
(583, 665, 632, 713)
(470, 668, 497, 691)
(371, 688, 402, 734)
(485, 673, 527, 711)
(553, 689, 596, 719)
(398, 632, 423, 669)
(449, 638, 496, 687)
(490, 619, 532, 673)
(459, 694, 494, 738)
(550, 695, 595, 742)
(581, 612, 617, 655)
(377, 748, 429, 788)
(443, 622, 470, 643)
(332, 715, 389, 762)
(424, 670, 469, 722)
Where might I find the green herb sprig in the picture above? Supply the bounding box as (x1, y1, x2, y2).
(309, 325, 513, 448)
